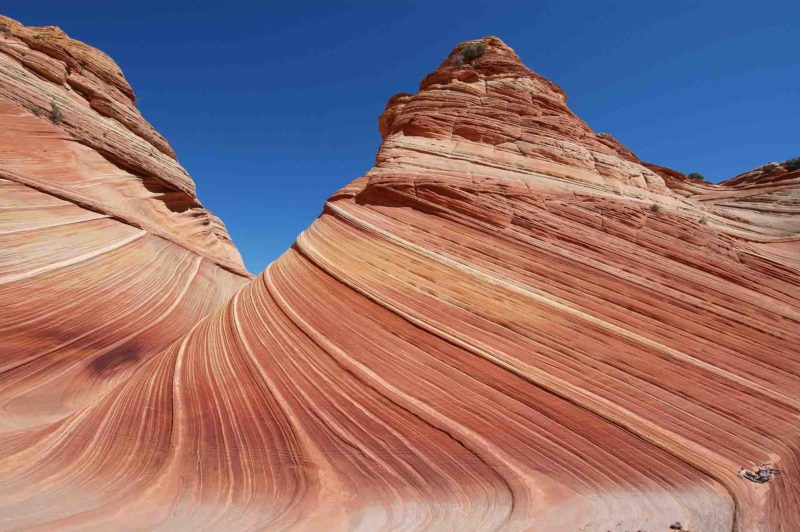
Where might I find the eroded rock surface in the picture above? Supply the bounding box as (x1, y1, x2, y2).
(1, 24, 798, 531)
(0, 16, 249, 432)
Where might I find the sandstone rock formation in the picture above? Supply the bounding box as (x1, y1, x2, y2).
(0, 15, 249, 431)
(1, 20, 798, 531)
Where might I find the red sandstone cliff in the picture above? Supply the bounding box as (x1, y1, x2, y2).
(0, 23, 798, 531)
(0, 15, 249, 432)
(0, 15, 246, 271)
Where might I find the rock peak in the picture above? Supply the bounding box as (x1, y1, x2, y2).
(419, 35, 566, 101)
(377, 36, 667, 194)
(0, 14, 247, 274)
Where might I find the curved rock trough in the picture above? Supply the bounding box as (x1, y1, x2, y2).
(1, 17, 798, 531)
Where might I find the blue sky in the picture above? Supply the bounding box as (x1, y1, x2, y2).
(5, 1, 798, 272)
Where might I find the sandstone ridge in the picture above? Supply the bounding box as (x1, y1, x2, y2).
(0, 15, 246, 272)
(0, 16, 248, 448)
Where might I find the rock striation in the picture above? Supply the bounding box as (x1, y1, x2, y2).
(0, 15, 249, 433)
(0, 16, 245, 270)
(1, 23, 798, 531)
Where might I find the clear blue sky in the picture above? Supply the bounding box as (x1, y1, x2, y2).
(5, 1, 798, 273)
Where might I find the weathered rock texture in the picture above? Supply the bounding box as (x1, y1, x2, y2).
(1, 22, 799, 531)
(0, 16, 249, 431)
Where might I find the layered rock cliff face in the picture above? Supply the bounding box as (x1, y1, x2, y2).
(0, 16, 249, 431)
(1, 21, 798, 531)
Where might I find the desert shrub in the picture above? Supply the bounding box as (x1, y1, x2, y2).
(761, 163, 778, 174)
(784, 157, 800, 171)
(49, 102, 63, 124)
(687, 172, 705, 181)
(454, 42, 486, 66)
(0, 25, 10, 35)
(33, 33, 43, 40)
(649, 203, 661, 213)
(699, 216, 708, 225)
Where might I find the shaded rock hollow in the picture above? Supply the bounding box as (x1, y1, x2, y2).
(0, 20, 798, 531)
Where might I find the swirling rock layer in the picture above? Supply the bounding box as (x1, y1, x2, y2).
(0, 16, 248, 451)
(1, 24, 799, 532)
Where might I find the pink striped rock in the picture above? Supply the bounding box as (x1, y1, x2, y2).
(1, 20, 798, 531)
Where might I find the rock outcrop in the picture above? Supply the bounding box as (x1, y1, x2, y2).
(0, 15, 249, 432)
(0, 16, 245, 270)
(1, 23, 798, 531)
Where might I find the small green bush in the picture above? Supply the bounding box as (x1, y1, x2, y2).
(454, 42, 486, 66)
(649, 203, 661, 213)
(49, 102, 63, 124)
(687, 172, 705, 181)
(33, 33, 43, 40)
(761, 163, 778, 174)
(0, 25, 10, 36)
(784, 157, 800, 171)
